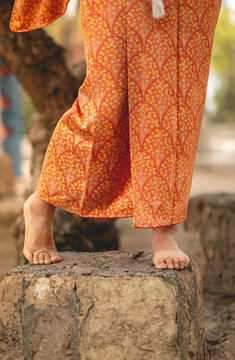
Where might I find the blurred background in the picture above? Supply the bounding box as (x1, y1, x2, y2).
(0, 0, 234, 281)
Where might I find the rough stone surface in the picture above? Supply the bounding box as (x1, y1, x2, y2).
(0, 274, 24, 359)
(204, 293, 235, 360)
(179, 193, 235, 359)
(0, 251, 208, 360)
(183, 193, 235, 296)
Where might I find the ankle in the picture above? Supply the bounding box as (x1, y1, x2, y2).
(152, 224, 178, 250)
(24, 192, 55, 219)
(152, 224, 177, 234)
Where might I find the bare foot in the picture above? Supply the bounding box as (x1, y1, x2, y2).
(23, 191, 62, 265)
(152, 224, 190, 270)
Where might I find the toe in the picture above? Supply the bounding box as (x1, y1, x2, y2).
(33, 252, 39, 265)
(155, 260, 167, 269)
(153, 254, 167, 269)
(179, 257, 186, 269)
(165, 256, 174, 269)
(23, 250, 33, 264)
(173, 257, 180, 269)
(39, 253, 45, 265)
(50, 251, 61, 263)
(185, 255, 190, 267)
(44, 253, 51, 265)
(157, 262, 167, 269)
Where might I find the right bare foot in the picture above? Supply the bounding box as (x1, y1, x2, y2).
(23, 191, 62, 265)
(152, 224, 190, 270)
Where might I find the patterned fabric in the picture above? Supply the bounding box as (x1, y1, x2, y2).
(9, 0, 71, 32)
(9, 0, 222, 227)
(9, 0, 165, 31)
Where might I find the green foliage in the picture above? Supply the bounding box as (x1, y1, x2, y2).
(212, 76, 235, 123)
(20, 87, 35, 133)
(210, 5, 235, 123)
(211, 5, 235, 76)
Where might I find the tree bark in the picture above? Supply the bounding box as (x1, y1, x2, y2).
(0, 0, 85, 185)
(0, 1, 80, 115)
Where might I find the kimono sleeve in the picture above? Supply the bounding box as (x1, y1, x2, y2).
(9, 0, 71, 32)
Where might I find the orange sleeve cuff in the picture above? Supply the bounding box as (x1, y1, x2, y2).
(9, 0, 71, 32)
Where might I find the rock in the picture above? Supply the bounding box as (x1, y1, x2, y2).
(182, 193, 235, 296)
(0, 251, 208, 360)
(53, 208, 120, 252)
(177, 194, 235, 359)
(204, 293, 235, 360)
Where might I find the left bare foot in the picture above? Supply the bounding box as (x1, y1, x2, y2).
(23, 191, 61, 265)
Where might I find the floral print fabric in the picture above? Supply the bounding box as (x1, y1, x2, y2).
(10, 0, 222, 227)
(9, 0, 70, 32)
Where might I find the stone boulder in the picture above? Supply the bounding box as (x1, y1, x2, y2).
(182, 193, 235, 296)
(0, 251, 208, 360)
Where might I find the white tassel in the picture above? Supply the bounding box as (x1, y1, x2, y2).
(152, 0, 165, 19)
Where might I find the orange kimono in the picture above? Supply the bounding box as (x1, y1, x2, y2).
(10, 0, 222, 228)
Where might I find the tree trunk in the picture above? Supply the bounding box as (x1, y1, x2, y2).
(0, 0, 83, 186)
